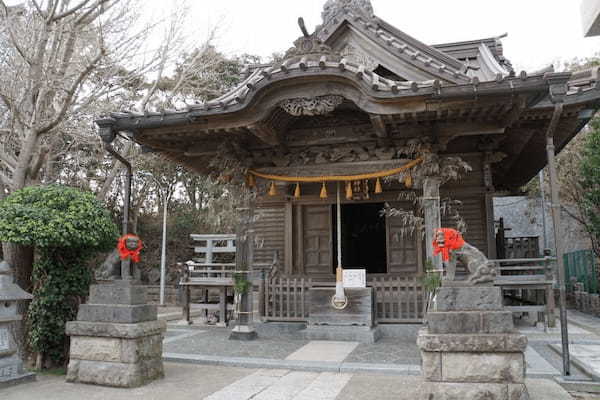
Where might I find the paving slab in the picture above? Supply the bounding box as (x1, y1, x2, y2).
(551, 343, 600, 381)
(286, 341, 358, 362)
(527, 346, 561, 376)
(0, 363, 256, 400)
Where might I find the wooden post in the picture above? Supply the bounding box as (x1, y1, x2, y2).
(423, 177, 442, 272)
(184, 286, 191, 324)
(218, 286, 227, 327)
(230, 200, 257, 340)
(547, 130, 570, 374)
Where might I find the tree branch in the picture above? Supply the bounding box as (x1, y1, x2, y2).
(51, 0, 94, 21)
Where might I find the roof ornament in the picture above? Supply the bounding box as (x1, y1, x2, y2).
(283, 18, 337, 58)
(298, 17, 310, 38)
(321, 0, 375, 25)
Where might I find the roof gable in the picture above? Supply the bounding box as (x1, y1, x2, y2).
(315, 2, 471, 84)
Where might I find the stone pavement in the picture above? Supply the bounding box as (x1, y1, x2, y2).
(0, 363, 575, 400)
(162, 319, 589, 378)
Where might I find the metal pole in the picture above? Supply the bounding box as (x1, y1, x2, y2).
(337, 182, 342, 269)
(160, 194, 168, 306)
(539, 171, 549, 250)
(545, 104, 570, 376)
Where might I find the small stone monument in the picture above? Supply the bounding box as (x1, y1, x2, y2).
(66, 235, 166, 388)
(0, 260, 35, 388)
(417, 229, 529, 399)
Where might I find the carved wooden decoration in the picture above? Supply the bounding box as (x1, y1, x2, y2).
(280, 95, 344, 116)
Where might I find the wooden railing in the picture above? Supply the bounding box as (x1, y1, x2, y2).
(493, 256, 556, 327)
(264, 276, 312, 321)
(371, 276, 426, 323)
(263, 275, 426, 324)
(503, 236, 540, 259)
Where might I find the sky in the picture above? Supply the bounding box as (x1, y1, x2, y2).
(162, 0, 600, 72)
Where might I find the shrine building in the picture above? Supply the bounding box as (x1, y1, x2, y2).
(96, 0, 600, 325)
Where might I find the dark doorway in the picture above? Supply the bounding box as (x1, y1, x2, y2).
(332, 203, 387, 274)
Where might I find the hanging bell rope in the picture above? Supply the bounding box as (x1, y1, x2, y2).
(247, 157, 423, 183)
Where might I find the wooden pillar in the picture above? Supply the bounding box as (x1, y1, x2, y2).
(547, 131, 570, 374)
(423, 177, 442, 271)
(484, 154, 497, 258)
(218, 286, 227, 327)
(230, 200, 257, 340)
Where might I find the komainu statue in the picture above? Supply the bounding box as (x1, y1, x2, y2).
(433, 228, 497, 285)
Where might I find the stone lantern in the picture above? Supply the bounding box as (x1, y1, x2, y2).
(0, 260, 35, 387)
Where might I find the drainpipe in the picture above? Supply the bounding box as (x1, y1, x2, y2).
(97, 119, 134, 281)
(104, 142, 132, 237)
(545, 101, 570, 376)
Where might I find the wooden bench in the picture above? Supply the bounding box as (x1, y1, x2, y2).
(493, 256, 556, 328)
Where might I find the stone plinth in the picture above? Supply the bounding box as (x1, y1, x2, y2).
(417, 286, 529, 400)
(305, 288, 378, 343)
(66, 282, 165, 388)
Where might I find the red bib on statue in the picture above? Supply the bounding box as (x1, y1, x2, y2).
(432, 228, 465, 262)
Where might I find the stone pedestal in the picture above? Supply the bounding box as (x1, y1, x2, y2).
(417, 285, 529, 400)
(304, 288, 380, 343)
(66, 282, 165, 388)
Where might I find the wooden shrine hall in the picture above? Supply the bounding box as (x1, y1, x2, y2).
(97, 0, 600, 329)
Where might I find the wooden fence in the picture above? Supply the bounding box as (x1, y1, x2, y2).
(264, 277, 312, 321)
(370, 276, 426, 323)
(263, 275, 425, 323)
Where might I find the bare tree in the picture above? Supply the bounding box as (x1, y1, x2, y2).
(0, 0, 192, 288)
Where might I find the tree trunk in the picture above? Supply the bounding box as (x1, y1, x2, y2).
(3, 242, 35, 292)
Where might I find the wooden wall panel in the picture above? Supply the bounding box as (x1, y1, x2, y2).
(442, 195, 489, 257)
(253, 205, 285, 265)
(386, 202, 421, 275)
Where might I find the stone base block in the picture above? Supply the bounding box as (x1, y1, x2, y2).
(66, 320, 166, 339)
(88, 283, 146, 305)
(419, 382, 529, 400)
(421, 350, 526, 383)
(77, 304, 157, 323)
(0, 372, 36, 389)
(66, 358, 163, 388)
(427, 310, 514, 334)
(303, 325, 382, 344)
(435, 286, 503, 312)
(417, 329, 527, 353)
(67, 320, 165, 388)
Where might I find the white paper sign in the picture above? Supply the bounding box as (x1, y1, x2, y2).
(343, 269, 366, 288)
(0, 328, 9, 351)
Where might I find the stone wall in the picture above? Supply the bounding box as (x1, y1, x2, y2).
(494, 196, 591, 254)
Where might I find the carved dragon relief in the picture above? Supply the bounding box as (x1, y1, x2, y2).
(280, 95, 344, 117)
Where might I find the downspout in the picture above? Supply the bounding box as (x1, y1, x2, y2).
(96, 119, 132, 237)
(545, 101, 570, 376)
(104, 142, 132, 236)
